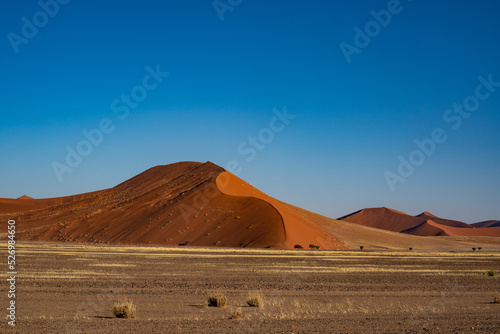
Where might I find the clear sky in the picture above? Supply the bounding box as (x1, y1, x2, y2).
(1, 0, 499, 223)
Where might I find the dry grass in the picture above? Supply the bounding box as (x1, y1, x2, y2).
(247, 292, 264, 307)
(229, 307, 242, 319)
(12, 243, 500, 259)
(485, 270, 497, 277)
(208, 293, 227, 307)
(113, 300, 136, 318)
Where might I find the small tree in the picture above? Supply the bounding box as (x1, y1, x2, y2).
(309, 244, 316, 249)
(359, 246, 364, 251)
(408, 247, 413, 251)
(315, 245, 320, 249)
(294, 244, 303, 249)
(472, 247, 476, 251)
(478, 247, 482, 251)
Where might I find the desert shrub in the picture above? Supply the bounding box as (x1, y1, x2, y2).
(208, 293, 227, 307)
(478, 247, 482, 251)
(239, 242, 244, 247)
(294, 244, 303, 249)
(309, 244, 315, 249)
(246, 292, 264, 307)
(494, 296, 500, 303)
(472, 247, 476, 251)
(485, 270, 497, 277)
(359, 246, 364, 250)
(113, 300, 136, 318)
(315, 245, 320, 249)
(230, 307, 242, 319)
(408, 247, 413, 251)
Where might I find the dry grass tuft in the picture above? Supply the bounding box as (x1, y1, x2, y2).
(485, 270, 497, 277)
(247, 292, 264, 307)
(208, 293, 227, 307)
(230, 307, 242, 319)
(113, 300, 136, 318)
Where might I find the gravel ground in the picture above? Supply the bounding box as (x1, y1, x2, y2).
(2, 243, 500, 333)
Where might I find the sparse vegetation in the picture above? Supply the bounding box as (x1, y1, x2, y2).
(246, 292, 264, 307)
(478, 247, 482, 251)
(230, 307, 242, 319)
(359, 246, 364, 250)
(485, 270, 497, 277)
(294, 244, 303, 249)
(239, 242, 244, 247)
(208, 293, 227, 307)
(309, 244, 320, 249)
(113, 300, 136, 318)
(408, 247, 413, 251)
(472, 247, 477, 251)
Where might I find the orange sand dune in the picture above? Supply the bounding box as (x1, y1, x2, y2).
(216, 171, 346, 249)
(17, 195, 33, 200)
(341, 207, 500, 238)
(1, 162, 287, 248)
(416, 212, 471, 228)
(1, 161, 499, 250)
(338, 207, 426, 232)
(472, 220, 500, 228)
(403, 220, 500, 237)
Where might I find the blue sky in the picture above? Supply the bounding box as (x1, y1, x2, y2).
(1, 0, 499, 223)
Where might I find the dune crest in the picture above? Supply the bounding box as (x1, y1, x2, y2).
(216, 171, 347, 249)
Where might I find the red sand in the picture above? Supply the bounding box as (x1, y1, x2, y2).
(472, 220, 500, 228)
(416, 212, 471, 228)
(1, 161, 499, 250)
(404, 220, 500, 237)
(17, 195, 33, 200)
(340, 207, 500, 238)
(338, 207, 426, 232)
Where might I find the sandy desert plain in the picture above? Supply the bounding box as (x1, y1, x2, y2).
(1, 242, 499, 333)
(1, 161, 500, 333)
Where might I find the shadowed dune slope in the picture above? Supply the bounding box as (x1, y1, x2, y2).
(403, 220, 500, 237)
(415, 212, 471, 228)
(340, 208, 500, 238)
(338, 207, 426, 232)
(1, 162, 286, 248)
(216, 171, 347, 249)
(472, 220, 500, 228)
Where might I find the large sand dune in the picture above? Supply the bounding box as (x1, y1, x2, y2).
(340, 207, 500, 238)
(1, 161, 499, 250)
